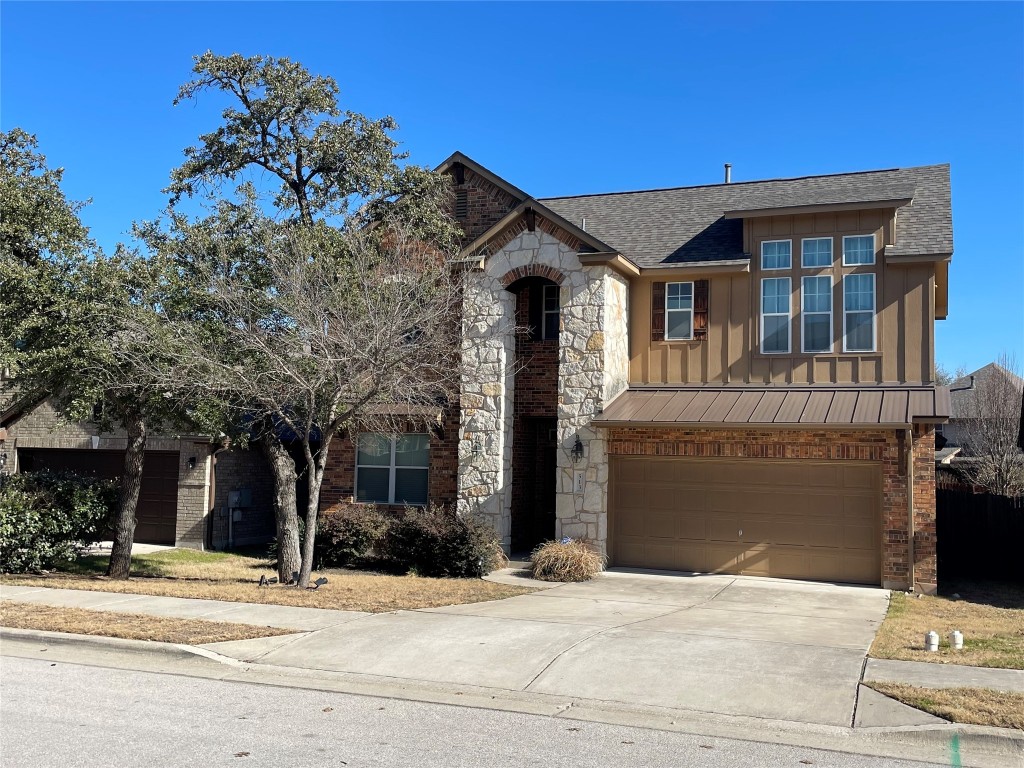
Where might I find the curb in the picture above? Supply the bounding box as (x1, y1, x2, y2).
(3, 626, 1022, 767)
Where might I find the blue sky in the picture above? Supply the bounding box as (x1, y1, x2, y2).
(2, 1, 1021, 372)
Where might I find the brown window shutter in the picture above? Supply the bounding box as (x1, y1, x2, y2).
(651, 282, 665, 341)
(693, 279, 709, 340)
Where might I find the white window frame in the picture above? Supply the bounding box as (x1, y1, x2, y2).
(355, 433, 430, 505)
(761, 239, 792, 271)
(541, 284, 560, 340)
(801, 237, 833, 269)
(842, 274, 876, 353)
(665, 281, 694, 341)
(842, 234, 876, 266)
(801, 275, 833, 354)
(760, 277, 791, 354)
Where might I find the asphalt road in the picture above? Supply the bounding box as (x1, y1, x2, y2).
(0, 657, 945, 768)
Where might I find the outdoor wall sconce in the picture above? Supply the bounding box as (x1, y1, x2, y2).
(471, 437, 482, 457)
(187, 456, 197, 470)
(571, 435, 584, 463)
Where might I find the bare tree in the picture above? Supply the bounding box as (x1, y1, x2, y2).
(936, 362, 968, 387)
(952, 353, 1024, 497)
(127, 217, 466, 586)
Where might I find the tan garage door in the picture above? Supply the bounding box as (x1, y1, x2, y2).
(610, 457, 881, 585)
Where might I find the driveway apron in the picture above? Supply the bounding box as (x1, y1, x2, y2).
(245, 572, 888, 727)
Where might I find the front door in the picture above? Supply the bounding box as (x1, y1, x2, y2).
(511, 417, 557, 554)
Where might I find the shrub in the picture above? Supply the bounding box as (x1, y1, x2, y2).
(315, 503, 390, 567)
(0, 471, 117, 573)
(531, 538, 605, 582)
(381, 503, 502, 578)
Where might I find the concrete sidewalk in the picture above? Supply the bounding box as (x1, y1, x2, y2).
(2, 573, 1022, 731)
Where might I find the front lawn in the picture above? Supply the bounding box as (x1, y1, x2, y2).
(870, 581, 1024, 669)
(0, 548, 535, 613)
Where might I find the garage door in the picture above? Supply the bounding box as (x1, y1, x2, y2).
(610, 457, 881, 585)
(17, 449, 180, 545)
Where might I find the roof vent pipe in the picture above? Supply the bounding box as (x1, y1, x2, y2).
(724, 163, 732, 184)
(581, 216, 587, 231)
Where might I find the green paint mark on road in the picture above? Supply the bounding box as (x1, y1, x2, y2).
(949, 732, 961, 767)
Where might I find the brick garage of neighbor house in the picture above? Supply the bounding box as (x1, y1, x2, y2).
(606, 426, 938, 593)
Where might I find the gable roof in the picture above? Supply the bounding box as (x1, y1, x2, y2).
(949, 362, 1024, 417)
(539, 164, 952, 269)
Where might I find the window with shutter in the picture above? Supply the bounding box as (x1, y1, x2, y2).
(694, 280, 709, 340)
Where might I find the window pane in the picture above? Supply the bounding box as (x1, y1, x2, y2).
(394, 468, 428, 505)
(666, 282, 692, 310)
(543, 285, 559, 311)
(802, 238, 832, 268)
(543, 311, 559, 340)
(395, 434, 430, 467)
(846, 312, 873, 351)
(762, 241, 791, 270)
(804, 314, 831, 352)
(844, 235, 875, 265)
(357, 433, 391, 466)
(666, 310, 692, 340)
(356, 467, 390, 503)
(802, 277, 831, 312)
(844, 275, 874, 312)
(763, 315, 789, 353)
(762, 278, 790, 313)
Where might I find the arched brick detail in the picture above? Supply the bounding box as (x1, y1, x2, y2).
(499, 264, 566, 288)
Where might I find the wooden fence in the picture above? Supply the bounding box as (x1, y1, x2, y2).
(937, 488, 1023, 583)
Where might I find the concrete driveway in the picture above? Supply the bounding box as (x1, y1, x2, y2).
(240, 571, 888, 727)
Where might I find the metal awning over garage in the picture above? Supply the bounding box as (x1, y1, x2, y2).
(594, 385, 950, 429)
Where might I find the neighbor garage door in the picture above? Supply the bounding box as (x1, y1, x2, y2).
(17, 449, 180, 546)
(610, 457, 881, 585)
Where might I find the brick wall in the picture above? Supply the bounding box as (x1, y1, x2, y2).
(445, 166, 521, 246)
(210, 448, 276, 549)
(607, 426, 938, 591)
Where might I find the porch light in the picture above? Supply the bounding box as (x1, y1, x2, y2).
(571, 435, 584, 463)
(471, 437, 482, 457)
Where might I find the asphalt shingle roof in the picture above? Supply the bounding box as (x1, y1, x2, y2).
(539, 164, 951, 268)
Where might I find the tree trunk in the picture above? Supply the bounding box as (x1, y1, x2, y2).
(260, 434, 301, 583)
(106, 411, 146, 579)
(297, 458, 324, 589)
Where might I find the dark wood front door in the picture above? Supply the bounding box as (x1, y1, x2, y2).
(18, 449, 180, 545)
(511, 417, 557, 553)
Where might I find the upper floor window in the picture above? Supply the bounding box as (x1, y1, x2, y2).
(843, 274, 876, 352)
(801, 238, 833, 268)
(666, 282, 694, 340)
(801, 276, 833, 353)
(356, 433, 429, 505)
(843, 235, 875, 266)
(541, 284, 560, 340)
(760, 277, 791, 354)
(761, 240, 792, 270)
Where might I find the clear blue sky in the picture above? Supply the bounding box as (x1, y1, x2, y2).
(2, 1, 1021, 373)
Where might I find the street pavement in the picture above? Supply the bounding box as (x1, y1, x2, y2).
(0, 656, 949, 768)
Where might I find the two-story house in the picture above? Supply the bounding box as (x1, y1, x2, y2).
(323, 153, 952, 595)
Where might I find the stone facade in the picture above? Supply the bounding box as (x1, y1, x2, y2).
(606, 425, 937, 592)
(4, 399, 213, 548)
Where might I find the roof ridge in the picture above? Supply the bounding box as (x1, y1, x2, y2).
(539, 164, 947, 202)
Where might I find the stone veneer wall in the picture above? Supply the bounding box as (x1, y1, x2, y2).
(459, 228, 627, 552)
(606, 426, 938, 591)
(5, 399, 212, 548)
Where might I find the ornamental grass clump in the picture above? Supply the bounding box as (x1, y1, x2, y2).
(530, 538, 605, 582)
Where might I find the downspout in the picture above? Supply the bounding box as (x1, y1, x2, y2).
(905, 427, 915, 592)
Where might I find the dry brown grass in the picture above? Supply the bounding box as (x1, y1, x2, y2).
(531, 540, 605, 582)
(0, 549, 534, 613)
(866, 682, 1024, 730)
(870, 582, 1024, 669)
(0, 601, 293, 645)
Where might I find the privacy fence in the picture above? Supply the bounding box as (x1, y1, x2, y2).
(937, 488, 1023, 583)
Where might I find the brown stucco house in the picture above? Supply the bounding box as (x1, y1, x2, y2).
(322, 153, 953, 594)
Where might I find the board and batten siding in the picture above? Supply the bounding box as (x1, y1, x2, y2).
(629, 209, 937, 386)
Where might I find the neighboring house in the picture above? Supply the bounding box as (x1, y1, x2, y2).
(940, 362, 1024, 450)
(322, 153, 953, 594)
(0, 391, 274, 549)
